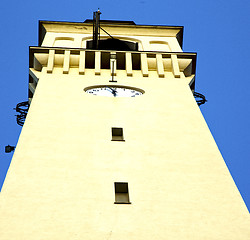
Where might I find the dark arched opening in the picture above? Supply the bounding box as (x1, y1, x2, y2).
(87, 38, 138, 51)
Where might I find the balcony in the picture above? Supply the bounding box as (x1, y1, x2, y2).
(29, 47, 196, 102)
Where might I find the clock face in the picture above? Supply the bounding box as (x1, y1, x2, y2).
(84, 85, 144, 97)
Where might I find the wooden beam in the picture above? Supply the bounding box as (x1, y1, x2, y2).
(95, 51, 101, 75)
(63, 50, 70, 74)
(126, 52, 133, 76)
(47, 50, 55, 73)
(79, 51, 85, 75)
(141, 53, 149, 77)
(171, 54, 181, 78)
(156, 53, 164, 78)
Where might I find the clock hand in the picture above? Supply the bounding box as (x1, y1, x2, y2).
(106, 87, 117, 97)
(105, 87, 114, 96)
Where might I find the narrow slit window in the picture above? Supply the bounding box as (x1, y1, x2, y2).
(114, 182, 130, 204)
(111, 127, 125, 141)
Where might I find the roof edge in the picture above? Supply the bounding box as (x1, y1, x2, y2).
(38, 20, 184, 48)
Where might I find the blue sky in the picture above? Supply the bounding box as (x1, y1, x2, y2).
(1, 0, 250, 211)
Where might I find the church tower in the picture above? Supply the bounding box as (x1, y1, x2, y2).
(1, 13, 249, 239)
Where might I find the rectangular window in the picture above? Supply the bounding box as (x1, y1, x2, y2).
(111, 127, 125, 141)
(114, 182, 130, 204)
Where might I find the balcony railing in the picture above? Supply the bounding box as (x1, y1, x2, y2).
(30, 47, 196, 77)
(28, 47, 197, 103)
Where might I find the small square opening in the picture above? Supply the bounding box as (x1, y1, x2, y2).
(114, 182, 130, 204)
(111, 127, 125, 141)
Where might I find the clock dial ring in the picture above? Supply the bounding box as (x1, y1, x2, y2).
(84, 85, 145, 97)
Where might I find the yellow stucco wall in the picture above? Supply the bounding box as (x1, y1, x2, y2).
(0, 21, 249, 240)
(40, 22, 183, 52)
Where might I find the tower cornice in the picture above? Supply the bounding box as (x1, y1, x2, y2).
(39, 20, 183, 49)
